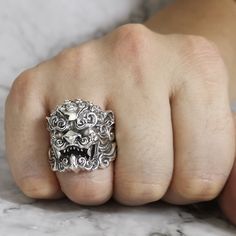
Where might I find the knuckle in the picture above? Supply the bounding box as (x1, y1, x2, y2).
(176, 174, 224, 201)
(55, 45, 92, 81)
(56, 46, 88, 68)
(6, 69, 37, 111)
(114, 181, 166, 206)
(183, 35, 221, 62)
(113, 23, 151, 60)
(111, 24, 153, 86)
(181, 35, 228, 85)
(56, 47, 79, 63)
(173, 35, 229, 95)
(65, 182, 112, 206)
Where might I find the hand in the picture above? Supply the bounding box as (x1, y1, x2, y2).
(143, 0, 236, 225)
(4, 24, 235, 206)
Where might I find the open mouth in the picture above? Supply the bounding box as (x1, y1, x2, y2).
(60, 145, 95, 159)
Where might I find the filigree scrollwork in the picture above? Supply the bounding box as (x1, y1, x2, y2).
(46, 99, 116, 172)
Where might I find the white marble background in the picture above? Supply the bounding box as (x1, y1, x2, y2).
(0, 0, 236, 235)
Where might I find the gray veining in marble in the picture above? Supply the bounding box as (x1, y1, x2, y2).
(0, 0, 236, 235)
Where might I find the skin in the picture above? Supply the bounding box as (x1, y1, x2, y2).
(145, 0, 236, 224)
(4, 0, 236, 224)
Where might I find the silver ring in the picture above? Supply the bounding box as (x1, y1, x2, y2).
(46, 98, 116, 172)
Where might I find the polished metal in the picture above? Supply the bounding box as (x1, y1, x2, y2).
(46, 98, 116, 172)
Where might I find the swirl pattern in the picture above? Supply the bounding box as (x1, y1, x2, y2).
(46, 98, 116, 172)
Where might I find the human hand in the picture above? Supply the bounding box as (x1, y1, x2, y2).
(143, 0, 236, 225)
(4, 24, 235, 207)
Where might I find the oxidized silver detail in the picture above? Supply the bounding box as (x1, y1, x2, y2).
(46, 98, 116, 172)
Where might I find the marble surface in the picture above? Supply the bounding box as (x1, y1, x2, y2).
(0, 0, 236, 235)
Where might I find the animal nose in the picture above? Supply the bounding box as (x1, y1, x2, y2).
(63, 130, 78, 144)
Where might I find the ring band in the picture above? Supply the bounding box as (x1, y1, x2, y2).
(46, 98, 116, 172)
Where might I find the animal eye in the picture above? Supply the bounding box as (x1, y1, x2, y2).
(55, 139, 64, 147)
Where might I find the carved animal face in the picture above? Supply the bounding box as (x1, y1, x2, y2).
(47, 99, 115, 171)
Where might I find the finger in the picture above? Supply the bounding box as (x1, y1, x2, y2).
(164, 49, 235, 204)
(113, 83, 173, 205)
(219, 112, 236, 225)
(53, 98, 113, 206)
(57, 166, 113, 205)
(46, 57, 114, 205)
(5, 69, 63, 199)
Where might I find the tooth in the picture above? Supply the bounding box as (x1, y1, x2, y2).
(87, 147, 91, 157)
